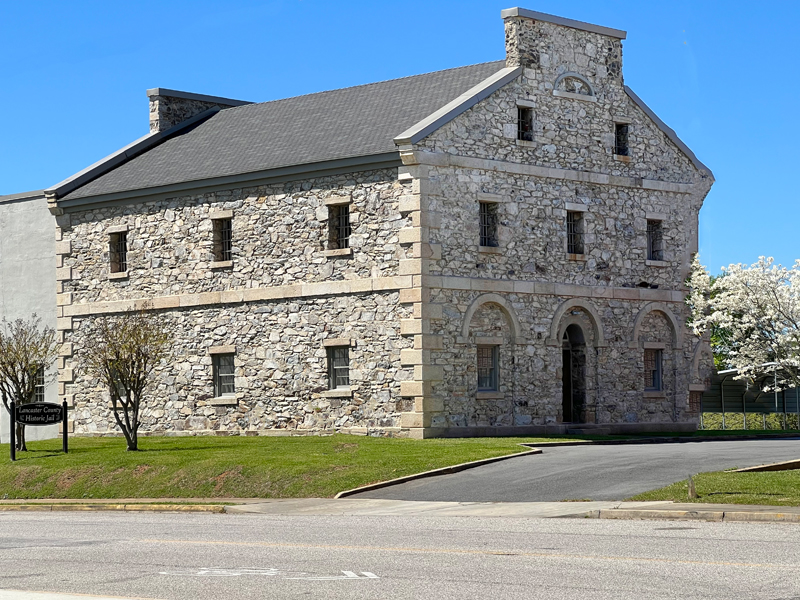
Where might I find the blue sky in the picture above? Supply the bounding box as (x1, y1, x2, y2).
(1, 1, 796, 273)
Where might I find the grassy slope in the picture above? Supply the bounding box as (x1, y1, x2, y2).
(0, 435, 536, 500)
(629, 470, 800, 506)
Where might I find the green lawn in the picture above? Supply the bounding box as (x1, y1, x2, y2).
(0, 435, 539, 500)
(629, 470, 800, 506)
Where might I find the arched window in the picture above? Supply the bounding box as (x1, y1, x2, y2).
(553, 72, 596, 101)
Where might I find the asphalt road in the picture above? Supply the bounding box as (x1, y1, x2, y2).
(353, 438, 800, 502)
(1, 511, 799, 600)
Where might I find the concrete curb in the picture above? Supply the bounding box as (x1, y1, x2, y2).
(589, 508, 800, 524)
(335, 448, 542, 499)
(0, 503, 225, 513)
(522, 432, 800, 448)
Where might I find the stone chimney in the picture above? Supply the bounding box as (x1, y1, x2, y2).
(501, 8, 626, 84)
(147, 88, 251, 133)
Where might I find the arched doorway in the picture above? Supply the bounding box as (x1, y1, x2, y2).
(562, 324, 586, 423)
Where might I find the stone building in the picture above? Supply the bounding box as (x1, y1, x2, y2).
(43, 7, 714, 438)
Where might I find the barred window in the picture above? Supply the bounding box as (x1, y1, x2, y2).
(213, 218, 233, 262)
(479, 202, 499, 247)
(688, 391, 702, 413)
(109, 231, 128, 273)
(517, 107, 533, 141)
(213, 354, 236, 397)
(477, 346, 498, 391)
(614, 123, 629, 156)
(327, 347, 350, 389)
(647, 220, 663, 261)
(644, 349, 662, 391)
(34, 365, 45, 403)
(328, 205, 351, 250)
(566, 211, 584, 255)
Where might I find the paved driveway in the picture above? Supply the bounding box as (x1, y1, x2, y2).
(351, 438, 800, 502)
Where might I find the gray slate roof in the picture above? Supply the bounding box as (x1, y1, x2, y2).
(63, 62, 505, 201)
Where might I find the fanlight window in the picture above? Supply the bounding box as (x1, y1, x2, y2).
(554, 73, 595, 97)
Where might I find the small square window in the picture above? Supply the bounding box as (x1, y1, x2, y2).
(34, 365, 45, 403)
(213, 353, 236, 397)
(109, 231, 128, 273)
(213, 218, 233, 262)
(647, 220, 664, 261)
(327, 347, 350, 389)
(517, 107, 533, 141)
(644, 349, 662, 391)
(614, 123, 629, 156)
(566, 211, 584, 255)
(477, 346, 499, 391)
(479, 202, 499, 247)
(328, 205, 351, 250)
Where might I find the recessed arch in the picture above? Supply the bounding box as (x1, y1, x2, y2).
(548, 298, 606, 347)
(460, 293, 523, 343)
(554, 72, 595, 97)
(630, 302, 683, 347)
(690, 339, 713, 383)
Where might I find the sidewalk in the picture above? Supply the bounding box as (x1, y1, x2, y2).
(1, 497, 798, 522)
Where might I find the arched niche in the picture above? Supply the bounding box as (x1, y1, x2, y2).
(460, 293, 524, 344)
(630, 302, 683, 348)
(547, 298, 606, 348)
(554, 72, 595, 97)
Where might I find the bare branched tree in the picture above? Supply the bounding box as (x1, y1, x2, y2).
(0, 315, 60, 451)
(83, 310, 171, 451)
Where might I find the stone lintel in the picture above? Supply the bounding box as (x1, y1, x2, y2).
(209, 209, 234, 219)
(106, 224, 130, 234)
(208, 345, 236, 355)
(322, 337, 353, 347)
(323, 195, 351, 206)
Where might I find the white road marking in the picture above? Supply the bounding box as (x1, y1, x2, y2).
(157, 567, 379, 580)
(0, 591, 159, 600)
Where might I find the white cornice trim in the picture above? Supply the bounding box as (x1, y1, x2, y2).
(393, 67, 523, 146)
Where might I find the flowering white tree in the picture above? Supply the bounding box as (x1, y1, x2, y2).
(688, 256, 800, 389)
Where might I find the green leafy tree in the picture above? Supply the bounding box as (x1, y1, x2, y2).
(83, 310, 171, 451)
(0, 315, 60, 451)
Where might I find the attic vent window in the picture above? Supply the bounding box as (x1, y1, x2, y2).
(517, 107, 533, 141)
(558, 76, 592, 96)
(615, 123, 629, 156)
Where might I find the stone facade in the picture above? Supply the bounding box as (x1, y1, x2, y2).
(49, 8, 714, 439)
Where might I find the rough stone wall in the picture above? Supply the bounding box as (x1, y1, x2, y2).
(67, 293, 413, 436)
(430, 289, 692, 429)
(421, 40, 700, 184)
(62, 169, 410, 304)
(427, 166, 692, 289)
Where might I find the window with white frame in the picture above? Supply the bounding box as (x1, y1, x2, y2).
(327, 346, 350, 389)
(213, 354, 236, 397)
(34, 365, 45, 403)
